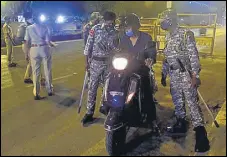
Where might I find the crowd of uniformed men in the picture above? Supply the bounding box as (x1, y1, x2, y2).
(2, 9, 210, 153)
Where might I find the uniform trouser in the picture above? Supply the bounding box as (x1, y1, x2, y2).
(30, 46, 52, 96)
(5, 39, 13, 64)
(169, 71, 204, 127)
(86, 60, 109, 115)
(22, 44, 44, 80)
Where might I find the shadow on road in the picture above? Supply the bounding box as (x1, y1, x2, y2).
(47, 84, 80, 107)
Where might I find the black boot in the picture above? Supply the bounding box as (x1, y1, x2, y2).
(99, 105, 109, 116)
(81, 114, 94, 125)
(34, 95, 42, 100)
(24, 78, 33, 84)
(166, 118, 188, 135)
(194, 126, 210, 152)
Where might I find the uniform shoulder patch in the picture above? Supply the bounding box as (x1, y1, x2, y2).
(89, 29, 95, 36)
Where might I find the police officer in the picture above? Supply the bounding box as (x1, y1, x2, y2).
(81, 11, 118, 125)
(3, 16, 17, 67)
(83, 12, 101, 46)
(160, 9, 209, 152)
(24, 13, 55, 100)
(83, 12, 102, 89)
(17, 11, 45, 84)
(118, 13, 158, 129)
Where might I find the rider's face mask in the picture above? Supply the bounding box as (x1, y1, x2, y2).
(160, 18, 172, 31)
(125, 27, 134, 37)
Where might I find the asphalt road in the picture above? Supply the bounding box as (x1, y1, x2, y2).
(1, 29, 226, 156)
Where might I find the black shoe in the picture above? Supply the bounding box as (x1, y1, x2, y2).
(8, 63, 17, 67)
(11, 62, 17, 66)
(194, 126, 210, 152)
(24, 78, 33, 84)
(99, 105, 109, 116)
(34, 95, 42, 100)
(48, 93, 53, 96)
(166, 118, 188, 135)
(81, 114, 94, 125)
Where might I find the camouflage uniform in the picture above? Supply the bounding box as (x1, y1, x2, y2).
(84, 23, 118, 115)
(83, 23, 92, 46)
(83, 12, 102, 46)
(162, 26, 204, 128)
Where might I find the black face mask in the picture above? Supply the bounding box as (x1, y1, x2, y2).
(104, 24, 115, 32)
(160, 19, 172, 30)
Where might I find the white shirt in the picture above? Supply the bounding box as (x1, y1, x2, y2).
(24, 23, 50, 45)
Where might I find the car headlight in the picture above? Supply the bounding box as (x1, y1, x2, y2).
(112, 57, 128, 70)
(40, 14, 46, 22)
(56, 15, 65, 23)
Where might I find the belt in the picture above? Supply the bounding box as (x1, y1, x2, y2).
(31, 44, 47, 47)
(92, 56, 108, 61)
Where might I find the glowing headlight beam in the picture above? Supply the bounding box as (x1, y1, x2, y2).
(57, 15, 65, 23)
(112, 58, 128, 70)
(40, 14, 46, 22)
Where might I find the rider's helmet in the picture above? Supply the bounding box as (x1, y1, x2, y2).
(124, 13, 141, 30)
(159, 9, 178, 30)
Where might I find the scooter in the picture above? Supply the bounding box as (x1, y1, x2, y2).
(102, 41, 158, 155)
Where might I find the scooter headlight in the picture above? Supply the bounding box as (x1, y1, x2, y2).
(112, 57, 128, 70)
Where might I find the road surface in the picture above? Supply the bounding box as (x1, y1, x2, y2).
(1, 30, 226, 156)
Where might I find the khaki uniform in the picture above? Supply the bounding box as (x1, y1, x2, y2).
(2, 23, 14, 64)
(17, 23, 44, 81)
(24, 23, 53, 96)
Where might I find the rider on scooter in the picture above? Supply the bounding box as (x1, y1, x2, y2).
(118, 13, 158, 129)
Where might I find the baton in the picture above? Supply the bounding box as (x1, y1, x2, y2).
(78, 71, 88, 113)
(197, 90, 219, 128)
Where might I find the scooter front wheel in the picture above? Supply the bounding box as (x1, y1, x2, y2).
(105, 126, 126, 156)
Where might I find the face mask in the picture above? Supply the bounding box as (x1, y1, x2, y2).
(125, 29, 134, 37)
(104, 24, 114, 32)
(160, 19, 172, 30)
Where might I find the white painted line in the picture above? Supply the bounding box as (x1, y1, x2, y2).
(26, 73, 76, 88)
